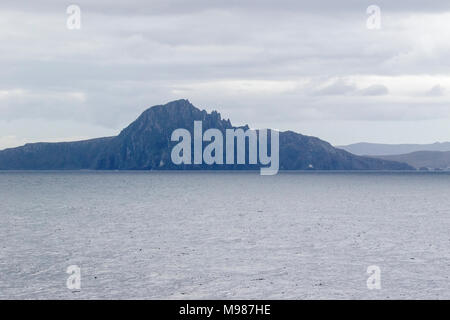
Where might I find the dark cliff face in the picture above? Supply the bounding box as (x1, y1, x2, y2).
(95, 99, 235, 170)
(0, 137, 114, 170)
(0, 99, 414, 170)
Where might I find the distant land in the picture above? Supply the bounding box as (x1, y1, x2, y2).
(374, 151, 450, 170)
(0, 99, 413, 171)
(338, 142, 450, 156)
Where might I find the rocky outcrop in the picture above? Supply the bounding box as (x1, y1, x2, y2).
(0, 99, 414, 171)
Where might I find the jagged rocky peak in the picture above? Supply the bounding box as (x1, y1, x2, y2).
(142, 99, 203, 119)
(119, 99, 233, 137)
(0, 99, 415, 170)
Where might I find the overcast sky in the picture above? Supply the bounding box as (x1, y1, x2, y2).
(1, 0, 450, 149)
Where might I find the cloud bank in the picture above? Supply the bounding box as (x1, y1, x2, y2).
(1, 0, 450, 148)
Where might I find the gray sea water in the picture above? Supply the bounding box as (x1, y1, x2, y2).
(0, 171, 449, 299)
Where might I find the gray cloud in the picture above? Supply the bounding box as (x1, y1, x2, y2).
(2, 0, 450, 15)
(360, 84, 389, 96)
(313, 80, 356, 96)
(1, 0, 450, 148)
(426, 85, 445, 96)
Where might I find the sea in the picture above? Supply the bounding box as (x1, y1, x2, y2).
(0, 171, 449, 299)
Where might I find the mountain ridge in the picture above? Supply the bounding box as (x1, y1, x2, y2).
(338, 141, 450, 156)
(0, 99, 414, 171)
(374, 151, 450, 170)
